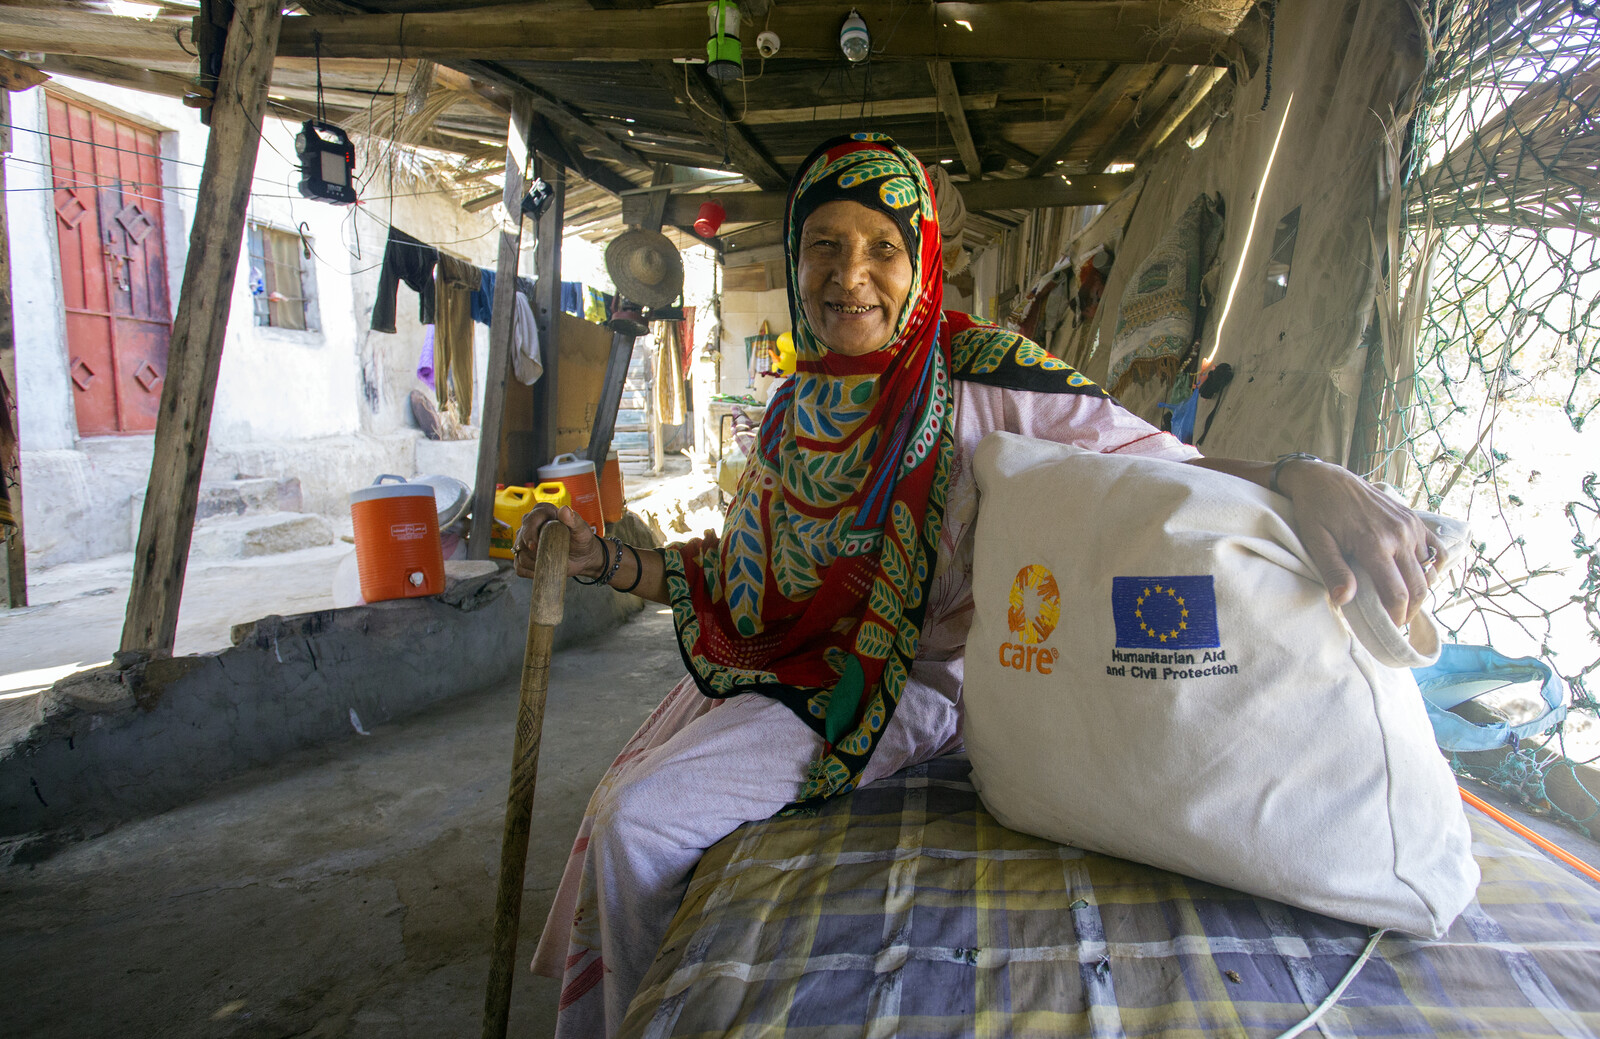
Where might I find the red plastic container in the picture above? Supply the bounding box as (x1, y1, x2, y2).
(349, 475, 445, 603)
(694, 200, 727, 238)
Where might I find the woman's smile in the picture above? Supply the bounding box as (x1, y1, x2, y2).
(798, 200, 915, 357)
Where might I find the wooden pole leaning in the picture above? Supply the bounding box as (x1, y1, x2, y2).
(120, 0, 282, 653)
(0, 91, 28, 608)
(467, 94, 533, 561)
(483, 519, 569, 1039)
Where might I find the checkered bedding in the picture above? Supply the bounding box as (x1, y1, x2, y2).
(618, 755, 1600, 1038)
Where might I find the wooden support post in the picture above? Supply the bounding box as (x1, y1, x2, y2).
(528, 164, 565, 469)
(583, 167, 665, 467)
(467, 95, 535, 562)
(0, 92, 26, 608)
(119, 0, 282, 654)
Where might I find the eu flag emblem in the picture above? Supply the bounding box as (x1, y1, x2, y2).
(1111, 575, 1221, 649)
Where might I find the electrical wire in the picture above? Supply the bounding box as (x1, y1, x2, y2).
(2, 154, 465, 206)
(684, 62, 749, 124)
(1268, 929, 1390, 1039)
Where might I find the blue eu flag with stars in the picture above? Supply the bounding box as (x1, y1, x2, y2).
(1111, 575, 1221, 649)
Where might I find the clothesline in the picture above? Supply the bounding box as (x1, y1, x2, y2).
(372, 222, 611, 428)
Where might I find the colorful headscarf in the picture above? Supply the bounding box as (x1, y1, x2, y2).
(663, 134, 1106, 811)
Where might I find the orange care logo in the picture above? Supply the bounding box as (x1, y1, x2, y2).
(1001, 564, 1061, 674)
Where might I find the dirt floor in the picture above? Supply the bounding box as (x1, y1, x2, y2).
(0, 604, 678, 1037)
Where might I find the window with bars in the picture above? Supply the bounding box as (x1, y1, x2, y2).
(247, 223, 321, 332)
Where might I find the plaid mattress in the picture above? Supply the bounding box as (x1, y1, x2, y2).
(618, 755, 1600, 1038)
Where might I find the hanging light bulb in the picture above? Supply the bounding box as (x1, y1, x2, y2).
(705, 0, 744, 82)
(839, 8, 870, 63)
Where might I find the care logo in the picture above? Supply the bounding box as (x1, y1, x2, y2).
(1001, 564, 1060, 674)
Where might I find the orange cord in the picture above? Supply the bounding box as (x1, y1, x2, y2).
(1459, 786, 1600, 886)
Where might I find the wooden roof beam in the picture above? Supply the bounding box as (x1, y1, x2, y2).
(646, 173, 1135, 225)
(273, 3, 1240, 65)
(1025, 64, 1144, 178)
(1132, 66, 1229, 161)
(0, 7, 192, 63)
(644, 60, 789, 193)
(0, 4, 1244, 66)
(1082, 64, 1193, 173)
(462, 61, 655, 174)
(929, 61, 983, 181)
(743, 93, 997, 126)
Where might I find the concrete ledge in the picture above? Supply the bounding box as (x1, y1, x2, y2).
(0, 515, 655, 836)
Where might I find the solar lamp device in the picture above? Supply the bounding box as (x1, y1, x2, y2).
(295, 120, 358, 205)
(706, 0, 743, 81)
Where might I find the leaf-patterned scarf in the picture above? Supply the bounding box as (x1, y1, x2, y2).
(663, 134, 1106, 811)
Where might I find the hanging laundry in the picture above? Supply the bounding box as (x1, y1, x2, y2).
(584, 287, 608, 324)
(434, 256, 480, 423)
(561, 281, 585, 317)
(654, 326, 686, 426)
(417, 325, 436, 390)
(371, 227, 437, 333)
(470, 268, 496, 325)
(676, 306, 697, 377)
(512, 289, 543, 386)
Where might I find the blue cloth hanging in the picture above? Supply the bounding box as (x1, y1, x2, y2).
(561, 281, 585, 316)
(470, 268, 496, 325)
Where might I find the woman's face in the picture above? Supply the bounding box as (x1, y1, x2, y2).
(797, 200, 914, 357)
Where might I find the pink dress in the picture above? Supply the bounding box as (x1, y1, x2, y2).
(531, 382, 1200, 1037)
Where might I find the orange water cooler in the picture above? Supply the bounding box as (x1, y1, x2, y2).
(537, 453, 605, 535)
(349, 475, 445, 602)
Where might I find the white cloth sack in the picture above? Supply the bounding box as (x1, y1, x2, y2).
(964, 432, 1479, 938)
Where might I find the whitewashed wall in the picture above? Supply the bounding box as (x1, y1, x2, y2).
(7, 77, 507, 566)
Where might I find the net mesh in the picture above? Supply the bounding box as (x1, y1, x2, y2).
(1360, 0, 1600, 832)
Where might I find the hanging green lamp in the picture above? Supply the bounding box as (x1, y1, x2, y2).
(706, 0, 743, 82)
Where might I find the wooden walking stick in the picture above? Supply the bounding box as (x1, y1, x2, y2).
(484, 519, 569, 1039)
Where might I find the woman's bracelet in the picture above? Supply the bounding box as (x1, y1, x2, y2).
(1270, 452, 1321, 496)
(617, 541, 645, 594)
(574, 536, 624, 586)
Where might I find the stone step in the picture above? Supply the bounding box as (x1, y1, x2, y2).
(188, 511, 336, 561)
(131, 478, 304, 546)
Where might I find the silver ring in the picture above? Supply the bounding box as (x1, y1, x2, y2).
(1421, 545, 1438, 569)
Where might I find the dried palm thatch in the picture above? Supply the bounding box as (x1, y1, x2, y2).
(1413, 50, 1600, 235)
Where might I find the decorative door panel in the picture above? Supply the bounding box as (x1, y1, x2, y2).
(47, 93, 171, 435)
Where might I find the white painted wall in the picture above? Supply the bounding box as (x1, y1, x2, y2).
(6, 89, 74, 453)
(8, 77, 510, 567)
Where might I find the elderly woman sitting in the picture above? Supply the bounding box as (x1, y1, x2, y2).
(516, 133, 1442, 1038)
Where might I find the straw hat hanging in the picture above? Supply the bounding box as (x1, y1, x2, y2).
(605, 229, 686, 308)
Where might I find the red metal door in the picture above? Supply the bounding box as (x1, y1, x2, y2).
(47, 93, 172, 436)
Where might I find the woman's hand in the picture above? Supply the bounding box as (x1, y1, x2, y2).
(513, 504, 604, 581)
(1275, 458, 1445, 626)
